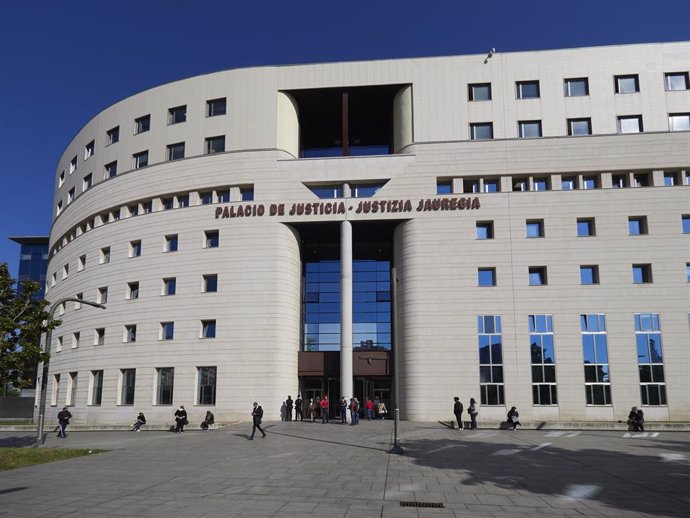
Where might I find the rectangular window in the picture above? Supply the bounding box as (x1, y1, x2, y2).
(90, 370, 103, 405)
(106, 126, 120, 145)
(469, 83, 492, 101)
(206, 97, 227, 117)
(351, 183, 384, 198)
(469, 122, 493, 140)
(533, 178, 549, 191)
(201, 320, 217, 339)
(581, 314, 611, 405)
(84, 140, 95, 160)
(200, 191, 213, 205)
(664, 172, 678, 186)
(477, 267, 496, 287)
(59, 171, 65, 188)
(216, 189, 230, 203)
(476, 221, 494, 240)
(463, 179, 480, 194)
(104, 160, 118, 178)
(205, 135, 226, 154)
(56, 336, 63, 353)
(615, 74, 640, 94)
(529, 314, 557, 405)
(518, 120, 542, 138)
(628, 216, 648, 235)
(683, 215, 690, 233)
(436, 181, 452, 195)
(162, 197, 174, 210)
(142, 201, 152, 214)
(127, 282, 139, 300)
(134, 115, 150, 134)
(156, 368, 174, 405)
(634, 314, 666, 406)
(82, 173, 93, 192)
(240, 187, 254, 201)
(577, 218, 595, 237)
(94, 328, 105, 346)
(580, 265, 600, 285)
(564, 77, 589, 97)
(687, 263, 690, 283)
(528, 266, 547, 286)
(516, 80, 540, 99)
(68, 187, 75, 204)
(160, 322, 175, 340)
(120, 369, 136, 405)
(133, 151, 149, 169)
(71, 332, 80, 349)
(129, 240, 142, 257)
(100, 246, 110, 264)
(168, 105, 187, 125)
(618, 115, 643, 134)
(56, 201, 62, 216)
(483, 178, 499, 193)
(177, 194, 189, 208)
(124, 324, 137, 343)
(561, 177, 576, 190)
(66, 372, 78, 406)
(50, 374, 60, 406)
(568, 118, 592, 136)
(165, 234, 178, 252)
(513, 177, 529, 192)
(197, 367, 217, 405)
(205, 230, 219, 248)
(582, 176, 598, 190)
(669, 113, 690, 132)
(632, 264, 652, 284)
(128, 204, 139, 217)
(612, 174, 627, 188)
(203, 274, 218, 293)
(665, 72, 689, 91)
(97, 286, 108, 304)
(162, 277, 177, 296)
(62, 263, 69, 279)
(478, 315, 504, 405)
(526, 219, 544, 238)
(167, 142, 185, 161)
(70, 156, 77, 174)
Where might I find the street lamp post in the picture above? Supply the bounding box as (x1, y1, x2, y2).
(390, 267, 403, 454)
(35, 297, 105, 447)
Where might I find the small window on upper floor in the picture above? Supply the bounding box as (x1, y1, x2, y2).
(84, 140, 95, 160)
(577, 218, 596, 237)
(106, 126, 119, 146)
(127, 282, 139, 300)
(463, 179, 480, 194)
(478, 267, 496, 287)
(615, 74, 640, 94)
(69, 156, 77, 174)
(663, 172, 679, 186)
(562, 177, 577, 191)
(483, 178, 499, 193)
(162, 277, 176, 296)
(669, 113, 690, 132)
(100, 246, 110, 264)
(665, 72, 689, 91)
(683, 215, 690, 234)
(628, 216, 648, 236)
(200, 191, 213, 205)
(309, 185, 344, 199)
(206, 98, 227, 117)
(632, 173, 650, 187)
(240, 187, 254, 201)
(612, 174, 627, 188)
(142, 201, 152, 214)
(162, 197, 174, 210)
(205, 230, 219, 248)
(568, 118, 592, 136)
(165, 234, 178, 252)
(201, 320, 216, 339)
(132, 151, 148, 169)
(516, 80, 540, 99)
(580, 265, 600, 285)
(351, 183, 384, 198)
(128, 204, 139, 217)
(564, 77, 589, 97)
(632, 264, 652, 284)
(166, 142, 185, 161)
(205, 135, 225, 154)
(55, 201, 62, 216)
(168, 105, 187, 125)
(216, 190, 230, 203)
(129, 239, 142, 257)
(582, 176, 598, 190)
(476, 221, 494, 240)
(82, 173, 92, 192)
(436, 181, 452, 195)
(470, 122, 493, 140)
(518, 120, 542, 138)
(203, 274, 218, 293)
(526, 219, 545, 238)
(67, 187, 75, 204)
(78, 254, 86, 271)
(97, 286, 108, 304)
(513, 177, 529, 192)
(468, 83, 492, 101)
(177, 194, 189, 208)
(104, 160, 117, 179)
(134, 114, 150, 134)
(618, 115, 643, 134)
(528, 266, 548, 286)
(58, 171, 65, 188)
(533, 178, 549, 192)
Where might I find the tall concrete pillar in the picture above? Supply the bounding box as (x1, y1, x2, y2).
(340, 220, 353, 401)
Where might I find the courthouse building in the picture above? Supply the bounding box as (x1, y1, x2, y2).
(43, 41, 690, 426)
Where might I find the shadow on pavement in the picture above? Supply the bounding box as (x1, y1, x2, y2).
(0, 435, 36, 448)
(0, 487, 28, 495)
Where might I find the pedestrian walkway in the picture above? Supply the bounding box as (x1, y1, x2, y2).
(1, 420, 688, 517)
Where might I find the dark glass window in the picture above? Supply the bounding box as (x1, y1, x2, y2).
(516, 80, 540, 99)
(157, 368, 174, 405)
(168, 105, 187, 125)
(91, 370, 103, 405)
(529, 315, 557, 405)
(478, 315, 504, 405)
(197, 367, 216, 405)
(121, 369, 136, 405)
(134, 115, 150, 134)
(205, 136, 225, 154)
(469, 83, 492, 101)
(206, 98, 227, 117)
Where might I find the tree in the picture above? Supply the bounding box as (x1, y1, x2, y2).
(0, 263, 58, 393)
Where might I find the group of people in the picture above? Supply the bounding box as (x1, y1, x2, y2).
(453, 397, 522, 431)
(628, 407, 645, 431)
(280, 395, 388, 424)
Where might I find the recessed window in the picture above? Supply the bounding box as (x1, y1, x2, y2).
(528, 266, 547, 286)
(562, 177, 576, 191)
(165, 234, 178, 252)
(463, 179, 480, 194)
(162, 277, 177, 296)
(82, 173, 93, 192)
(128, 204, 139, 217)
(516, 80, 540, 99)
(665, 72, 689, 91)
(436, 181, 452, 195)
(628, 216, 648, 236)
(84, 140, 95, 160)
(564, 77, 589, 97)
(156, 368, 174, 405)
(94, 328, 105, 346)
(205, 230, 219, 248)
(580, 314, 611, 405)
(681, 215, 690, 233)
(71, 332, 80, 349)
(477, 315, 504, 405)
(166, 142, 185, 161)
(69, 156, 77, 174)
(201, 320, 217, 339)
(124, 325, 137, 343)
(134, 114, 150, 134)
(632, 264, 653, 284)
(686, 263, 690, 283)
(526, 219, 544, 238)
(632, 173, 650, 188)
(468, 83, 492, 101)
(120, 369, 136, 405)
(129, 240, 142, 257)
(177, 194, 189, 207)
(669, 113, 690, 132)
(168, 105, 187, 125)
(478, 267, 496, 287)
(106, 126, 119, 146)
(162, 197, 174, 210)
(207, 97, 227, 117)
(56, 201, 63, 216)
(200, 191, 213, 205)
(582, 176, 598, 190)
(577, 218, 595, 237)
(580, 265, 600, 285)
(127, 281, 139, 300)
(617, 115, 643, 134)
(78, 255, 86, 271)
(216, 189, 230, 203)
(241, 187, 254, 201)
(568, 118, 592, 136)
(133, 151, 149, 169)
(203, 274, 218, 293)
(476, 221, 494, 240)
(62, 263, 69, 279)
(142, 201, 152, 214)
(56, 337, 63, 353)
(104, 160, 117, 179)
(513, 177, 529, 192)
(100, 246, 110, 264)
(469, 122, 493, 140)
(160, 322, 175, 340)
(612, 174, 627, 188)
(663, 172, 679, 186)
(67, 187, 75, 204)
(205, 135, 226, 154)
(615, 74, 640, 94)
(483, 179, 499, 193)
(58, 171, 65, 188)
(97, 286, 108, 304)
(90, 370, 104, 405)
(533, 178, 549, 192)
(197, 367, 217, 405)
(351, 183, 385, 198)
(518, 120, 542, 138)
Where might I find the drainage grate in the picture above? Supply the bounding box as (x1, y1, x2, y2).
(400, 501, 444, 509)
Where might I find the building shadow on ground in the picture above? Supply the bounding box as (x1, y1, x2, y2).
(0, 435, 37, 447)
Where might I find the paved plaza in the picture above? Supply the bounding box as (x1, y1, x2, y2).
(0, 420, 689, 517)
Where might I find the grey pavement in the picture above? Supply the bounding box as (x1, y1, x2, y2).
(0, 420, 689, 517)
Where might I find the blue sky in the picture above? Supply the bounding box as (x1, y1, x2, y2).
(1, 0, 689, 278)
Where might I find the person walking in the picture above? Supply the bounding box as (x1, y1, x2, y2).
(57, 407, 72, 438)
(377, 401, 387, 421)
(349, 398, 357, 425)
(295, 395, 303, 422)
(174, 405, 188, 433)
(453, 397, 463, 430)
(468, 398, 478, 430)
(131, 412, 146, 432)
(307, 398, 318, 422)
(507, 406, 521, 431)
(249, 402, 266, 439)
(285, 395, 293, 422)
(320, 395, 330, 423)
(352, 398, 361, 425)
(340, 397, 348, 424)
(365, 398, 374, 421)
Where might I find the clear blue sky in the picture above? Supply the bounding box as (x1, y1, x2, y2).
(1, 0, 689, 278)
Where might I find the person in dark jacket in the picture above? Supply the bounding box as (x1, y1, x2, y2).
(627, 407, 638, 431)
(468, 398, 478, 430)
(57, 407, 72, 438)
(249, 402, 266, 439)
(634, 409, 645, 432)
(453, 397, 464, 430)
(174, 405, 187, 433)
(507, 407, 521, 430)
(201, 410, 214, 430)
(131, 412, 146, 431)
(295, 396, 303, 421)
(340, 397, 348, 424)
(285, 396, 293, 421)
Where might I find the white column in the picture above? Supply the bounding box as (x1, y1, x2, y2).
(340, 220, 353, 401)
